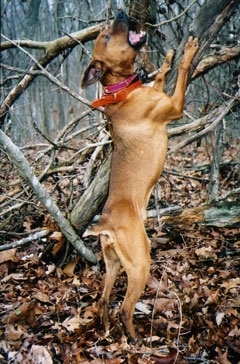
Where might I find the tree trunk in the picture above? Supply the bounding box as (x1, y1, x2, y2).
(26, 0, 41, 39)
(69, 154, 111, 234)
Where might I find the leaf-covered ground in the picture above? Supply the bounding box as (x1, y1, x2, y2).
(0, 138, 239, 363)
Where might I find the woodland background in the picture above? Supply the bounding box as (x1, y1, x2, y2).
(0, 0, 240, 363)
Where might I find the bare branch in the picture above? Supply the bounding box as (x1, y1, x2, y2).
(0, 129, 97, 264)
(0, 23, 102, 125)
(193, 45, 240, 78)
(168, 89, 240, 154)
(0, 229, 51, 252)
(1, 34, 91, 107)
(0, 24, 101, 51)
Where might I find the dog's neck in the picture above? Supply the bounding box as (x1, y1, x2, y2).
(91, 73, 142, 109)
(103, 74, 138, 94)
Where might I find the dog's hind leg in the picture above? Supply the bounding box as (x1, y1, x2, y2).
(120, 257, 150, 339)
(99, 233, 121, 333)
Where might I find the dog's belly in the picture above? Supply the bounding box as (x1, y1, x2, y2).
(112, 121, 167, 176)
(107, 124, 168, 211)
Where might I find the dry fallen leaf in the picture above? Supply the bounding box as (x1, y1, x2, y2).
(5, 324, 25, 341)
(34, 291, 53, 304)
(0, 249, 18, 264)
(61, 314, 82, 332)
(147, 298, 177, 315)
(215, 347, 231, 364)
(215, 312, 225, 326)
(3, 301, 41, 328)
(25, 344, 53, 364)
(221, 278, 240, 293)
(195, 246, 217, 259)
(0, 139, 239, 363)
(63, 258, 78, 277)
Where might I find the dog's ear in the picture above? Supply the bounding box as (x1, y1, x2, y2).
(81, 61, 103, 88)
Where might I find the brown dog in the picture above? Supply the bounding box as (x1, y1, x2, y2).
(82, 10, 198, 338)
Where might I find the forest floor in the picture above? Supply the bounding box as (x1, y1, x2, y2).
(0, 137, 239, 364)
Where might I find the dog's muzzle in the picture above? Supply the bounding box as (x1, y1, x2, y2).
(113, 10, 147, 50)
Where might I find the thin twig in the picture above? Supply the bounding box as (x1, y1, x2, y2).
(1, 34, 92, 107)
(61, 30, 92, 59)
(146, 0, 198, 28)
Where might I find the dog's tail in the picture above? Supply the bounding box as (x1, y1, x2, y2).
(82, 221, 112, 239)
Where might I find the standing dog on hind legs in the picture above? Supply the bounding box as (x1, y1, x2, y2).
(82, 10, 198, 339)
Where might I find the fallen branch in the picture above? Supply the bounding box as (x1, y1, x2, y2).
(0, 229, 51, 252)
(69, 92, 239, 234)
(162, 201, 240, 228)
(0, 129, 97, 264)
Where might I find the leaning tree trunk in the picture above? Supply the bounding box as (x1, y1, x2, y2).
(69, 0, 239, 235)
(70, 155, 111, 235)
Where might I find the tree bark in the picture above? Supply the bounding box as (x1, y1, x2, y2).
(207, 123, 224, 202)
(1, 0, 239, 260)
(26, 0, 41, 39)
(161, 201, 240, 228)
(69, 154, 111, 234)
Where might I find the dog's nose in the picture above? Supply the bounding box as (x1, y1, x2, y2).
(115, 10, 129, 24)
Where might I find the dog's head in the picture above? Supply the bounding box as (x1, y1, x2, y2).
(81, 10, 147, 87)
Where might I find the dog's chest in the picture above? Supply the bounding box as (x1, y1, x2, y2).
(104, 88, 172, 127)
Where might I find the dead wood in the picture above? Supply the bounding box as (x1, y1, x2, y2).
(193, 44, 240, 78)
(0, 229, 51, 252)
(1, 0, 239, 262)
(167, 0, 239, 92)
(162, 201, 240, 228)
(68, 92, 239, 236)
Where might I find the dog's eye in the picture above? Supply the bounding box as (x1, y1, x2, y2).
(104, 34, 110, 44)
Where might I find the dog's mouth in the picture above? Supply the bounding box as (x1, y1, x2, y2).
(128, 30, 147, 50)
(113, 10, 147, 50)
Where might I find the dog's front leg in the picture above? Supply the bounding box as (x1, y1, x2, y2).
(171, 36, 199, 114)
(154, 49, 174, 91)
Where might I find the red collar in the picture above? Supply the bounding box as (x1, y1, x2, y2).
(103, 74, 138, 94)
(91, 74, 142, 109)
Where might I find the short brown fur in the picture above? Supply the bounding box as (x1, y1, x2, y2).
(82, 11, 198, 338)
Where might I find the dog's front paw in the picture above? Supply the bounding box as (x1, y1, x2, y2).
(185, 36, 199, 57)
(164, 49, 174, 68)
